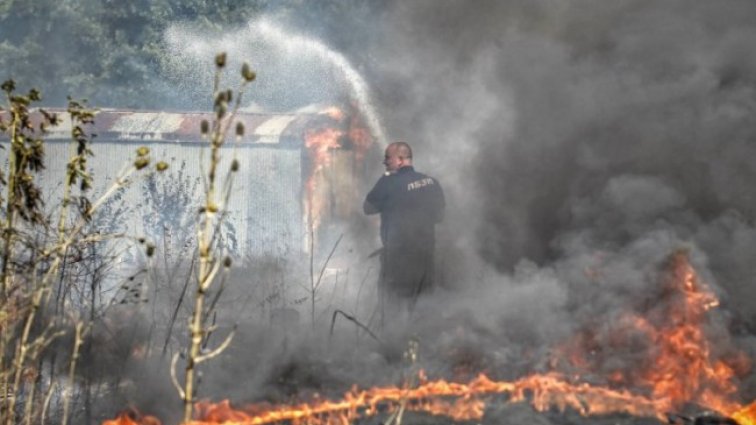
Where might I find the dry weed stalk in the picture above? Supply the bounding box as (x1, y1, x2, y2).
(384, 338, 420, 425)
(60, 321, 83, 425)
(0, 81, 164, 424)
(329, 309, 381, 343)
(179, 52, 256, 423)
(309, 233, 343, 326)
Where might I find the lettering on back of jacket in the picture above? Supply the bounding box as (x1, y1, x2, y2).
(407, 178, 435, 191)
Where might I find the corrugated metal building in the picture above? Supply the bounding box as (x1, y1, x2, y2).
(14, 107, 372, 259)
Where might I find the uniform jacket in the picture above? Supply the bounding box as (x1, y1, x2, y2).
(363, 166, 445, 251)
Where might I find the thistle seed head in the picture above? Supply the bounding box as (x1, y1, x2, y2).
(134, 157, 150, 170)
(241, 63, 256, 82)
(28, 88, 41, 102)
(215, 52, 227, 68)
(1, 80, 15, 93)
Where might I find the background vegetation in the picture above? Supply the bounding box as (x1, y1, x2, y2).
(0, 0, 381, 109)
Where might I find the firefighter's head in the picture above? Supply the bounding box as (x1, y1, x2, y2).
(383, 141, 413, 173)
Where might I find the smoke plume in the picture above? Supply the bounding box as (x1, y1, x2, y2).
(363, 0, 756, 337)
(148, 0, 756, 409)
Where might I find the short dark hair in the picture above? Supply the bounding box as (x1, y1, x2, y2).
(390, 141, 413, 159)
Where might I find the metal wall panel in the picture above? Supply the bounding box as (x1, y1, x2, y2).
(35, 140, 304, 259)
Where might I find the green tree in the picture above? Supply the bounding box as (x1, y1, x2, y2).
(0, 0, 266, 108)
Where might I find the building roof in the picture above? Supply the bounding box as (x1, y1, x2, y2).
(18, 108, 343, 147)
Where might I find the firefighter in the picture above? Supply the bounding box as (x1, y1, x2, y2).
(364, 141, 445, 323)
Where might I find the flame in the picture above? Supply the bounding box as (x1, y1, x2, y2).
(319, 106, 344, 121)
(303, 127, 343, 232)
(302, 105, 374, 237)
(105, 251, 756, 425)
(733, 401, 756, 425)
(548, 251, 747, 415)
(105, 373, 756, 425)
(102, 412, 160, 425)
(345, 104, 373, 162)
(649, 255, 736, 408)
(110, 373, 665, 425)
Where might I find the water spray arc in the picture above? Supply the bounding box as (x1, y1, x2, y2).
(165, 19, 387, 147)
(251, 19, 388, 147)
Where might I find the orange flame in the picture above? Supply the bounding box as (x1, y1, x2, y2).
(106, 373, 756, 425)
(102, 412, 160, 425)
(642, 252, 738, 414)
(319, 106, 344, 121)
(733, 401, 756, 425)
(105, 251, 755, 425)
(303, 127, 343, 232)
(110, 373, 664, 425)
(302, 105, 374, 236)
(345, 104, 373, 163)
(552, 251, 744, 415)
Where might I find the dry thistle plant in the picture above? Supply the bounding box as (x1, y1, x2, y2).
(383, 338, 420, 425)
(172, 52, 256, 424)
(0, 80, 167, 425)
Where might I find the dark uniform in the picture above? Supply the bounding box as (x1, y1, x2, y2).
(364, 166, 445, 306)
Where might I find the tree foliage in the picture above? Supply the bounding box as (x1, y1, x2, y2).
(0, 0, 383, 109)
(0, 0, 266, 108)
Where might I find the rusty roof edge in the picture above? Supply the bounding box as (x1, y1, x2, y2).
(31, 107, 326, 117)
(14, 108, 340, 145)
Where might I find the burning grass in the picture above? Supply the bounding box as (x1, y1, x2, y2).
(102, 251, 756, 425)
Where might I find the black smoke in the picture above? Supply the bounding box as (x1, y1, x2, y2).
(363, 0, 756, 335)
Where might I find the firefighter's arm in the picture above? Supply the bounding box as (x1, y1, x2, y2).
(363, 178, 386, 215)
(363, 198, 380, 215)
